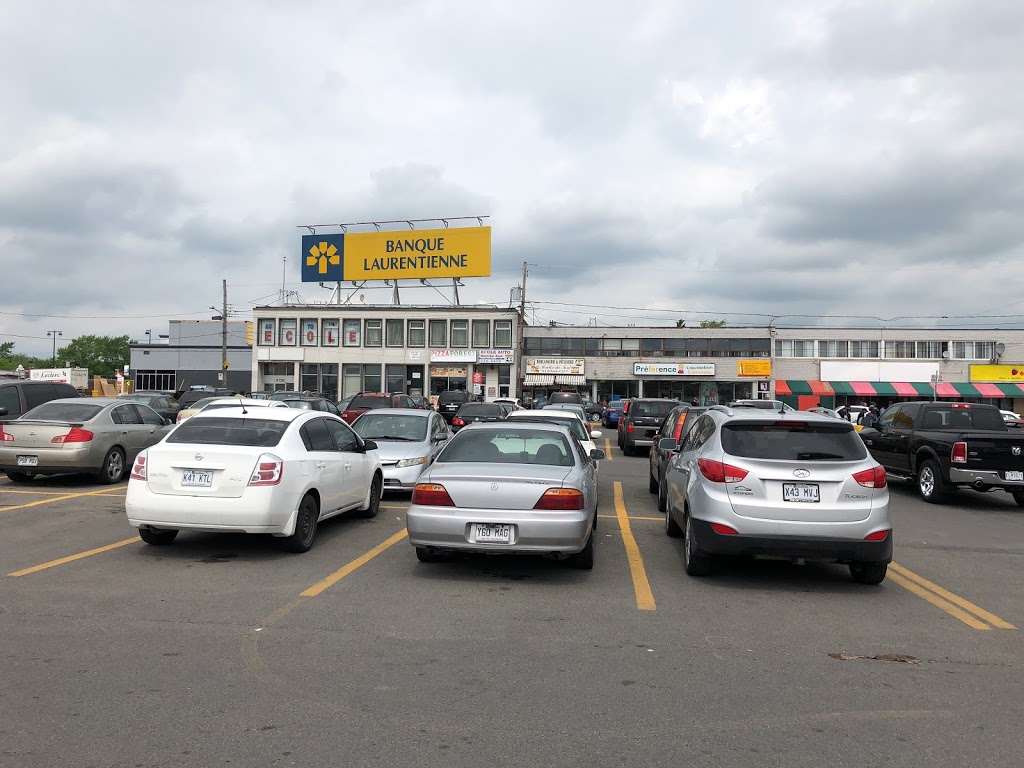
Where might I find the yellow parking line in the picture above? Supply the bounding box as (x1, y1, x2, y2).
(599, 514, 662, 522)
(890, 562, 1016, 630)
(604, 438, 613, 461)
(0, 488, 96, 496)
(888, 572, 990, 631)
(301, 529, 409, 597)
(381, 504, 409, 510)
(613, 481, 655, 611)
(0, 487, 123, 514)
(8, 537, 138, 577)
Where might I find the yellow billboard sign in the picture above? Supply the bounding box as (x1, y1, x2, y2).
(969, 364, 1024, 383)
(737, 359, 772, 377)
(343, 226, 491, 281)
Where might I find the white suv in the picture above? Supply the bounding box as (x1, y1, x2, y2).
(661, 405, 891, 584)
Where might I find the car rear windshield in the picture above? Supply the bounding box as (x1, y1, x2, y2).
(457, 403, 504, 417)
(167, 417, 287, 446)
(511, 414, 588, 441)
(548, 392, 582, 403)
(437, 391, 468, 404)
(632, 401, 677, 418)
(22, 402, 104, 422)
(348, 395, 391, 410)
(352, 413, 428, 441)
(920, 406, 1006, 431)
(722, 422, 867, 461)
(440, 428, 574, 466)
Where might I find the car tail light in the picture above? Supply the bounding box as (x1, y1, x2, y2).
(853, 465, 887, 488)
(412, 483, 455, 506)
(130, 453, 148, 481)
(698, 458, 748, 483)
(52, 428, 94, 444)
(341, 410, 353, 421)
(452, 417, 465, 427)
(248, 454, 284, 486)
(0, 427, 13, 443)
(951, 441, 968, 464)
(672, 414, 688, 442)
(176, 411, 185, 422)
(864, 529, 890, 541)
(627, 423, 634, 433)
(534, 488, 585, 510)
(710, 522, 739, 535)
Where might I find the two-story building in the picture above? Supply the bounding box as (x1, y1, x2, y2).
(251, 304, 520, 402)
(128, 320, 252, 393)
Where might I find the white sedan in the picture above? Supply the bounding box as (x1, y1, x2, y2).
(125, 407, 382, 553)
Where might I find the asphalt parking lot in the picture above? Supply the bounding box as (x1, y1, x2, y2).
(1, 446, 1022, 768)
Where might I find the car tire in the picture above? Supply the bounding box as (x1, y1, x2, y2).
(282, 494, 319, 553)
(96, 448, 125, 485)
(665, 504, 683, 538)
(917, 459, 950, 504)
(682, 514, 712, 576)
(850, 561, 888, 585)
(5, 471, 33, 483)
(138, 528, 178, 546)
(658, 476, 668, 514)
(1012, 489, 1024, 508)
(415, 546, 444, 563)
(357, 473, 382, 518)
(569, 529, 595, 570)
(648, 469, 658, 494)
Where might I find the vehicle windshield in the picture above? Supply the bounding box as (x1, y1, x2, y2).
(166, 417, 286, 447)
(510, 413, 588, 441)
(439, 428, 574, 466)
(722, 422, 867, 461)
(632, 401, 677, 418)
(352, 413, 428, 441)
(21, 402, 104, 421)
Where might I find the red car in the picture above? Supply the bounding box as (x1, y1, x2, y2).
(340, 392, 418, 424)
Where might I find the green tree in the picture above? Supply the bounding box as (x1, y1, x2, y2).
(0, 341, 13, 358)
(699, 319, 727, 328)
(675, 319, 686, 328)
(0, 342, 48, 372)
(56, 335, 131, 377)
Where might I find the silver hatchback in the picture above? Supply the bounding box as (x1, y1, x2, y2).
(662, 406, 891, 584)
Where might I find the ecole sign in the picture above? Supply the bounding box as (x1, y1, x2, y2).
(301, 227, 491, 282)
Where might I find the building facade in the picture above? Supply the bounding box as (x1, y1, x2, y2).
(128, 320, 252, 393)
(251, 305, 520, 402)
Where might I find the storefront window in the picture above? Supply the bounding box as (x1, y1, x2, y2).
(429, 319, 447, 347)
(343, 364, 362, 397)
(494, 320, 513, 348)
(430, 365, 467, 394)
(386, 319, 404, 347)
(320, 364, 338, 400)
(386, 364, 406, 393)
(363, 365, 382, 392)
(365, 320, 382, 347)
(451, 320, 468, 347)
(498, 365, 511, 398)
(300, 363, 319, 392)
(408, 320, 425, 347)
(343, 364, 382, 396)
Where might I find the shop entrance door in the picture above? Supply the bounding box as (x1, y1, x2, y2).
(407, 365, 424, 398)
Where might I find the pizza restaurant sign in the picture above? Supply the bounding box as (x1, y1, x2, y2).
(634, 362, 716, 377)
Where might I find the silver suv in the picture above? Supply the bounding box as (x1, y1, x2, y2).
(661, 405, 891, 584)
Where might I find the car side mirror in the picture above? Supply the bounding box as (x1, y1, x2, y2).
(658, 437, 678, 451)
(433, 433, 450, 442)
(362, 439, 378, 452)
(589, 429, 603, 439)
(163, 418, 172, 426)
(0, 406, 7, 417)
(590, 448, 606, 461)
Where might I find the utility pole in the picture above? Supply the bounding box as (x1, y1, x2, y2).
(518, 262, 527, 400)
(222, 279, 229, 385)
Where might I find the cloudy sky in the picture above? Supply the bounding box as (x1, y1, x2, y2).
(2, 0, 1023, 358)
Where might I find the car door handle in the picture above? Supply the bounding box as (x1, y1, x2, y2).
(344, 462, 352, 470)
(315, 461, 327, 469)
(121, 430, 130, 435)
(863, 439, 873, 445)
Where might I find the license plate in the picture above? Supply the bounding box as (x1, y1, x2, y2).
(473, 523, 511, 544)
(17, 455, 38, 467)
(783, 482, 820, 503)
(1007, 471, 1024, 481)
(181, 470, 213, 487)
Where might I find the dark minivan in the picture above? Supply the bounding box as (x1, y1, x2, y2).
(0, 380, 82, 424)
(620, 398, 679, 456)
(437, 390, 473, 424)
(548, 391, 583, 405)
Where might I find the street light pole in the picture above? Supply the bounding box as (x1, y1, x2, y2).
(46, 330, 62, 367)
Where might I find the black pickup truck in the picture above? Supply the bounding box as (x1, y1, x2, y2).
(859, 401, 1024, 506)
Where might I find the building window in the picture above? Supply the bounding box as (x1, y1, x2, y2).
(621, 338, 640, 355)
(917, 341, 946, 358)
(300, 319, 318, 347)
(849, 341, 880, 358)
(729, 339, 751, 357)
(278, 319, 297, 346)
(342, 319, 360, 347)
(685, 339, 709, 357)
(343, 363, 383, 396)
(641, 338, 663, 355)
(301, 363, 319, 392)
(365, 319, 382, 347)
(451, 320, 468, 347)
(408, 320, 425, 347)
(524, 338, 542, 356)
(322, 319, 340, 347)
(262, 363, 292, 376)
(258, 319, 275, 346)
(953, 341, 994, 360)
(750, 338, 770, 357)
(386, 319, 404, 347)
(429, 319, 447, 347)
(136, 370, 176, 390)
(776, 340, 815, 357)
(562, 338, 585, 356)
(711, 339, 730, 357)
(386, 364, 405, 393)
(472, 320, 490, 347)
(320, 364, 339, 400)
(885, 341, 916, 359)
(494, 320, 513, 348)
(584, 338, 600, 355)
(817, 340, 849, 358)
(498, 365, 511, 398)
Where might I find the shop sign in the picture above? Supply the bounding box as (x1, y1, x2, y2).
(737, 360, 771, 377)
(430, 366, 467, 377)
(970, 364, 1024, 382)
(634, 362, 715, 377)
(408, 351, 421, 361)
(478, 349, 515, 364)
(472, 372, 484, 384)
(430, 349, 477, 363)
(525, 358, 585, 375)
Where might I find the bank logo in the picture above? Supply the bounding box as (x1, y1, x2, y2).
(301, 235, 345, 282)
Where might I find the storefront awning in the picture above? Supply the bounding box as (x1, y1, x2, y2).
(776, 380, 834, 396)
(523, 374, 555, 386)
(996, 383, 1024, 397)
(951, 382, 981, 397)
(974, 382, 1005, 398)
(783, 380, 1013, 400)
(554, 375, 586, 386)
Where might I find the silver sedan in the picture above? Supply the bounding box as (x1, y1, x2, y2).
(350, 408, 452, 491)
(406, 422, 604, 569)
(0, 398, 173, 484)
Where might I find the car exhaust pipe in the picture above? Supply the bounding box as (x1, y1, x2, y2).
(973, 479, 985, 490)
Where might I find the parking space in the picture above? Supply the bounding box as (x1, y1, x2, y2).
(1, 457, 1022, 767)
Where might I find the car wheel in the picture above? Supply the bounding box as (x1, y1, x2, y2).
(569, 529, 595, 570)
(282, 494, 319, 553)
(682, 514, 711, 576)
(357, 473, 382, 518)
(850, 561, 888, 585)
(138, 528, 178, 546)
(665, 502, 683, 538)
(916, 459, 949, 504)
(5, 471, 33, 484)
(1012, 489, 1024, 508)
(648, 469, 658, 494)
(415, 546, 444, 563)
(96, 448, 125, 485)
(658, 476, 668, 514)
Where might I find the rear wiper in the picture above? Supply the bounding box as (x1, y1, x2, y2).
(796, 452, 844, 460)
